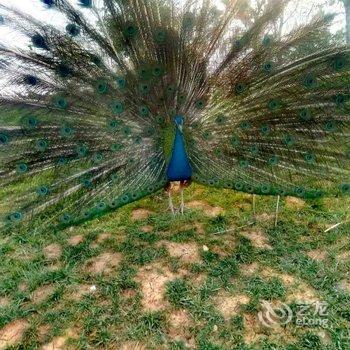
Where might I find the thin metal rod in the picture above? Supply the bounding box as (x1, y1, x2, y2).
(213, 222, 255, 235)
(274, 195, 281, 227)
(324, 220, 349, 233)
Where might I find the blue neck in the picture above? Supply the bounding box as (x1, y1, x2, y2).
(166, 128, 192, 182)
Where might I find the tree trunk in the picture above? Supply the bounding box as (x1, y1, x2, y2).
(345, 2, 350, 44)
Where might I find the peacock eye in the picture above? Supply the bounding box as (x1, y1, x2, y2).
(37, 186, 49, 196)
(66, 23, 80, 36)
(262, 35, 272, 46)
(43, 0, 54, 6)
(11, 212, 23, 222)
(78, 0, 92, 7)
(60, 213, 72, 223)
(324, 120, 337, 132)
(17, 163, 28, 173)
(304, 152, 315, 163)
(0, 133, 9, 144)
(117, 77, 126, 88)
(235, 82, 246, 94)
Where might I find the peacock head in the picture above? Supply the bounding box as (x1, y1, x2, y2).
(174, 115, 184, 132)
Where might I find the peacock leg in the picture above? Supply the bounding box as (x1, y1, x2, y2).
(180, 188, 185, 215)
(168, 191, 175, 216)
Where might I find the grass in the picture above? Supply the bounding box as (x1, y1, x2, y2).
(0, 184, 349, 349)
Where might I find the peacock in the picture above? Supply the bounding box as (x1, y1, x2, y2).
(0, 0, 349, 233)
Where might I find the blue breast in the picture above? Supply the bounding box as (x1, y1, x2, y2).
(166, 128, 192, 181)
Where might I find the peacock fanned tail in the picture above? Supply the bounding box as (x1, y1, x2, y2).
(0, 0, 349, 232)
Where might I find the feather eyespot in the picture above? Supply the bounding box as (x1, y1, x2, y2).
(235, 82, 246, 95)
(245, 184, 255, 193)
(78, 0, 92, 7)
(31, 34, 48, 50)
(76, 144, 88, 156)
(260, 124, 270, 135)
(324, 120, 337, 132)
(153, 66, 164, 77)
(21, 115, 38, 129)
(234, 181, 244, 191)
(260, 184, 271, 194)
(195, 99, 206, 109)
(0, 132, 9, 145)
(57, 157, 67, 166)
(299, 108, 311, 121)
(268, 155, 278, 166)
(303, 73, 317, 88)
(295, 187, 306, 197)
(41, 0, 54, 6)
(37, 186, 49, 196)
(249, 145, 259, 155)
(304, 152, 316, 163)
(16, 163, 28, 174)
(154, 29, 167, 44)
(93, 153, 103, 163)
(110, 173, 118, 182)
(110, 143, 123, 152)
(66, 23, 80, 37)
(234, 39, 243, 49)
(24, 75, 38, 85)
(215, 115, 226, 124)
(82, 210, 91, 219)
(239, 159, 249, 168)
(230, 135, 240, 147)
(268, 99, 281, 111)
(109, 200, 118, 209)
(81, 178, 92, 188)
(283, 135, 295, 147)
(134, 135, 142, 144)
(111, 101, 124, 114)
(91, 55, 102, 66)
(262, 35, 272, 46)
(278, 188, 288, 196)
(139, 83, 150, 94)
(333, 56, 347, 71)
(123, 23, 138, 39)
(121, 194, 130, 203)
(182, 13, 195, 30)
(116, 77, 126, 89)
(60, 213, 72, 224)
(240, 121, 251, 130)
(139, 105, 150, 117)
(54, 97, 68, 110)
(60, 126, 75, 138)
(10, 212, 23, 223)
(263, 62, 273, 73)
(97, 201, 107, 211)
(96, 80, 108, 94)
(36, 139, 48, 152)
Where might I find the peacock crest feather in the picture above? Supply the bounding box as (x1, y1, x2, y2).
(0, 0, 349, 232)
